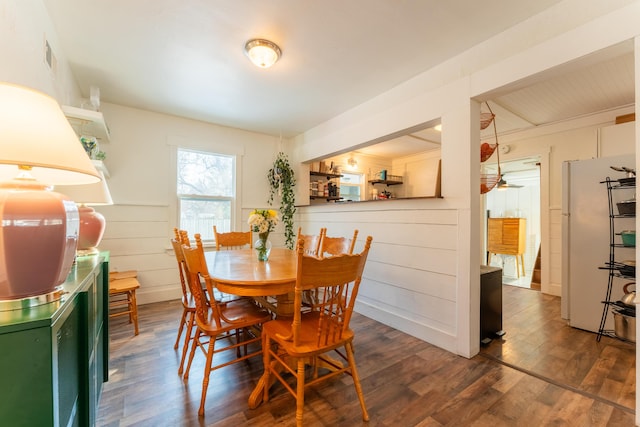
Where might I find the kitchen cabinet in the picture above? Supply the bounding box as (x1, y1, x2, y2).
(0, 254, 109, 426)
(487, 218, 526, 277)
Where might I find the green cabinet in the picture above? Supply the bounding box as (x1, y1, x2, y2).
(0, 255, 109, 426)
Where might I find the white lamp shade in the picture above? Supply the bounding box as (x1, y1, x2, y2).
(0, 82, 100, 184)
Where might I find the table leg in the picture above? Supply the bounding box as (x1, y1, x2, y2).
(248, 362, 278, 409)
(275, 292, 294, 317)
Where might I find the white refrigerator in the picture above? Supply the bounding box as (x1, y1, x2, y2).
(561, 155, 634, 333)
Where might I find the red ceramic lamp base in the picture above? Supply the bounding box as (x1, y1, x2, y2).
(0, 179, 79, 300)
(76, 205, 106, 256)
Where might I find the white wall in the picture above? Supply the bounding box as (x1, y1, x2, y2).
(292, 1, 640, 360)
(94, 103, 282, 304)
(0, 1, 81, 102)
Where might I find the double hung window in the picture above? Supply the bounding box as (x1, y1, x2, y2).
(177, 148, 235, 241)
(340, 172, 363, 202)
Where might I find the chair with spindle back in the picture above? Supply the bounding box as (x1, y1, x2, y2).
(319, 229, 358, 258)
(261, 235, 373, 426)
(171, 228, 199, 375)
(182, 234, 272, 416)
(213, 225, 252, 250)
(296, 226, 325, 257)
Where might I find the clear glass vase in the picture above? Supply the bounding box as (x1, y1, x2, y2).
(256, 232, 272, 261)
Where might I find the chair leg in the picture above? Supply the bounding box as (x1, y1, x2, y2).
(295, 358, 306, 427)
(174, 307, 187, 349)
(178, 312, 195, 376)
(184, 329, 201, 380)
(235, 329, 241, 357)
(262, 333, 271, 404)
(198, 337, 216, 416)
(129, 290, 139, 336)
(243, 327, 249, 356)
(345, 342, 369, 421)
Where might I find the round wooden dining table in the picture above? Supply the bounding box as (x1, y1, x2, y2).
(204, 247, 297, 317)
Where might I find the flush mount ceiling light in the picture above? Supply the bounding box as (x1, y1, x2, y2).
(244, 39, 281, 68)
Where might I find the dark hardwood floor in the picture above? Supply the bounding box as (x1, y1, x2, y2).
(97, 285, 636, 426)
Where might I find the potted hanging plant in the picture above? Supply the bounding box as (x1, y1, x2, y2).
(268, 152, 296, 249)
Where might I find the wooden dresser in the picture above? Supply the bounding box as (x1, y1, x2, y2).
(487, 218, 526, 277)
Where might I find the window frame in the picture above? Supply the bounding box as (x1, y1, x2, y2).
(169, 139, 243, 244)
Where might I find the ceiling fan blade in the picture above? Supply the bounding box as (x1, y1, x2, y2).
(497, 177, 523, 189)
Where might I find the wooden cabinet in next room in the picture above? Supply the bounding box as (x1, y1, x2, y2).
(487, 217, 526, 277)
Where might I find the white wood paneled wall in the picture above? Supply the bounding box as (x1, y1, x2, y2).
(96, 203, 180, 304)
(297, 199, 459, 352)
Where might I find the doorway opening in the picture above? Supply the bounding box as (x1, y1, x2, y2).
(484, 157, 541, 289)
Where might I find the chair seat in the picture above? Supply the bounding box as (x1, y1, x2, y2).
(199, 298, 271, 334)
(109, 277, 140, 293)
(263, 312, 354, 357)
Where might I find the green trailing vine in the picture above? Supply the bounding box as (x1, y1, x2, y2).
(268, 152, 296, 249)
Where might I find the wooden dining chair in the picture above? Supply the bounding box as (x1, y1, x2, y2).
(296, 226, 325, 256)
(171, 228, 199, 375)
(213, 225, 252, 250)
(182, 234, 272, 416)
(319, 229, 358, 258)
(261, 235, 373, 427)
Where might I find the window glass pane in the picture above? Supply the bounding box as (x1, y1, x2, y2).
(177, 149, 233, 197)
(179, 198, 230, 241)
(341, 173, 362, 184)
(177, 148, 235, 239)
(340, 185, 360, 201)
(340, 173, 363, 201)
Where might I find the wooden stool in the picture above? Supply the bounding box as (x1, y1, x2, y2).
(109, 271, 140, 336)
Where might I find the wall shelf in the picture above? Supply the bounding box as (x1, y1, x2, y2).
(62, 105, 111, 141)
(368, 179, 403, 186)
(310, 171, 342, 179)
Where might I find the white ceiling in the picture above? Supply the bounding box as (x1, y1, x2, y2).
(42, 1, 634, 157)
